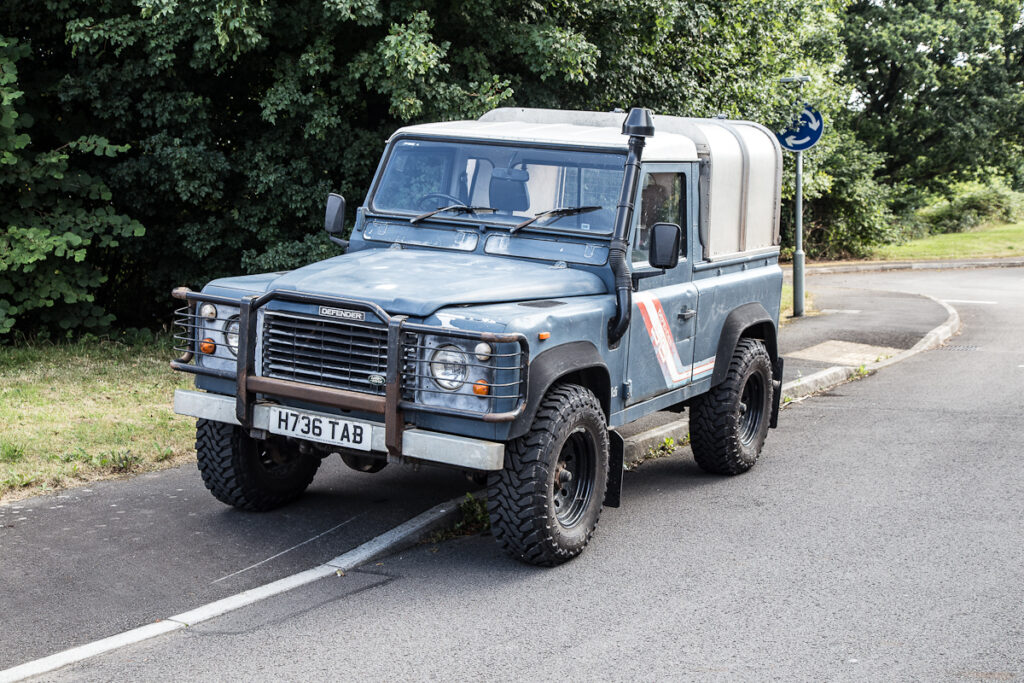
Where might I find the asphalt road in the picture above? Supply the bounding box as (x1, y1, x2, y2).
(0, 457, 473, 669)
(778, 285, 948, 382)
(34, 267, 1023, 681)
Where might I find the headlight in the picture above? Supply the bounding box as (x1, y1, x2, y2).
(429, 345, 468, 391)
(224, 317, 240, 356)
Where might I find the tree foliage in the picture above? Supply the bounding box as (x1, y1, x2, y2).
(3, 0, 848, 334)
(843, 0, 1024, 193)
(0, 36, 144, 336)
(1, 0, 1021, 335)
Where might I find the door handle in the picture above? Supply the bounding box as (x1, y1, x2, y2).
(678, 308, 696, 321)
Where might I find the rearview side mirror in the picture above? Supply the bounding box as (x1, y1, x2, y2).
(648, 222, 681, 270)
(324, 193, 346, 235)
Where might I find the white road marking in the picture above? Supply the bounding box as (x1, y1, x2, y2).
(0, 622, 184, 683)
(211, 513, 365, 584)
(171, 565, 338, 627)
(0, 496, 462, 683)
(941, 299, 998, 305)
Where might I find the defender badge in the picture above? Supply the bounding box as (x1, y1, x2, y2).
(319, 306, 365, 322)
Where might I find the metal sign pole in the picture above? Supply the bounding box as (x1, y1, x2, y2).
(775, 83, 819, 319)
(794, 150, 805, 317)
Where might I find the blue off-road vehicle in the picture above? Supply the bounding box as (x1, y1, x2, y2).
(171, 107, 784, 566)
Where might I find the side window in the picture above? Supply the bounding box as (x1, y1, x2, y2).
(631, 171, 684, 263)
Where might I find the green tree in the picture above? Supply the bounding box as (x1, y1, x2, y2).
(0, 36, 143, 337)
(4, 0, 896, 331)
(842, 0, 1024, 193)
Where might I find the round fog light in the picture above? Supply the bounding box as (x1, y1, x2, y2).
(474, 342, 492, 361)
(199, 303, 218, 320)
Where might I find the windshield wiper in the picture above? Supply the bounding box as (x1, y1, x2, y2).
(410, 204, 497, 224)
(510, 206, 602, 234)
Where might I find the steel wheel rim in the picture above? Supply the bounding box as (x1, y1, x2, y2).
(738, 372, 765, 446)
(256, 440, 301, 477)
(552, 427, 597, 528)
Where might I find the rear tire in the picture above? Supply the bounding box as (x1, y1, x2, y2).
(487, 384, 609, 566)
(195, 419, 320, 511)
(689, 338, 773, 475)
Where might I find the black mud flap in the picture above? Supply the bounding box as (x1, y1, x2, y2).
(770, 356, 784, 428)
(605, 429, 624, 507)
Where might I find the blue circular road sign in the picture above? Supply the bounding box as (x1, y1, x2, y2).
(777, 104, 823, 152)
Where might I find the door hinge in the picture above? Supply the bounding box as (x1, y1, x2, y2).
(622, 380, 632, 400)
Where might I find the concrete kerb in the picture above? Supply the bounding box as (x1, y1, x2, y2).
(621, 419, 689, 468)
(0, 496, 464, 683)
(793, 256, 1024, 277)
(866, 295, 960, 372)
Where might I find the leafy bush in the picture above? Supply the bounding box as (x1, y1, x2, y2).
(7, 0, 1017, 335)
(0, 37, 144, 338)
(4, 0, 849, 335)
(781, 121, 904, 260)
(917, 180, 1024, 234)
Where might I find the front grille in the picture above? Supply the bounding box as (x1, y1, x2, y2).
(261, 310, 389, 395)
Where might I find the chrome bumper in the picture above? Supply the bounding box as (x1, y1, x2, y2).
(173, 389, 505, 471)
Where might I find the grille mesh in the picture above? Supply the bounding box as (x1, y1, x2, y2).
(262, 311, 389, 394)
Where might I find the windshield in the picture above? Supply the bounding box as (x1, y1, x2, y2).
(371, 138, 625, 235)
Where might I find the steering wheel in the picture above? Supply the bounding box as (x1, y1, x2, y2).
(416, 192, 464, 210)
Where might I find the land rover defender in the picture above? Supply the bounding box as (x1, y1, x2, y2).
(171, 107, 784, 566)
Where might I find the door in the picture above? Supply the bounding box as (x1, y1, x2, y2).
(624, 166, 700, 405)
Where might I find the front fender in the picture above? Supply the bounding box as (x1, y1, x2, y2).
(507, 341, 609, 441)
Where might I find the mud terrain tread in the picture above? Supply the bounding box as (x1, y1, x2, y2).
(195, 419, 319, 511)
(689, 338, 773, 475)
(487, 384, 608, 566)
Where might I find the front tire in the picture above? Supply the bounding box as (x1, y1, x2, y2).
(195, 419, 321, 511)
(689, 338, 774, 475)
(487, 384, 609, 566)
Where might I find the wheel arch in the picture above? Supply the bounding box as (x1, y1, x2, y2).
(508, 341, 610, 441)
(710, 302, 780, 388)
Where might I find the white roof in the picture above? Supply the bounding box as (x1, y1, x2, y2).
(391, 120, 700, 162)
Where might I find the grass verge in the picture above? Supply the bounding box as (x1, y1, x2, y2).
(872, 220, 1024, 261)
(779, 282, 815, 323)
(0, 338, 194, 503)
(780, 283, 793, 319)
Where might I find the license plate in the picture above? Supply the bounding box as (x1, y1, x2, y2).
(267, 406, 372, 451)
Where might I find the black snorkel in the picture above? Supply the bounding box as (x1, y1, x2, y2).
(608, 107, 655, 345)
